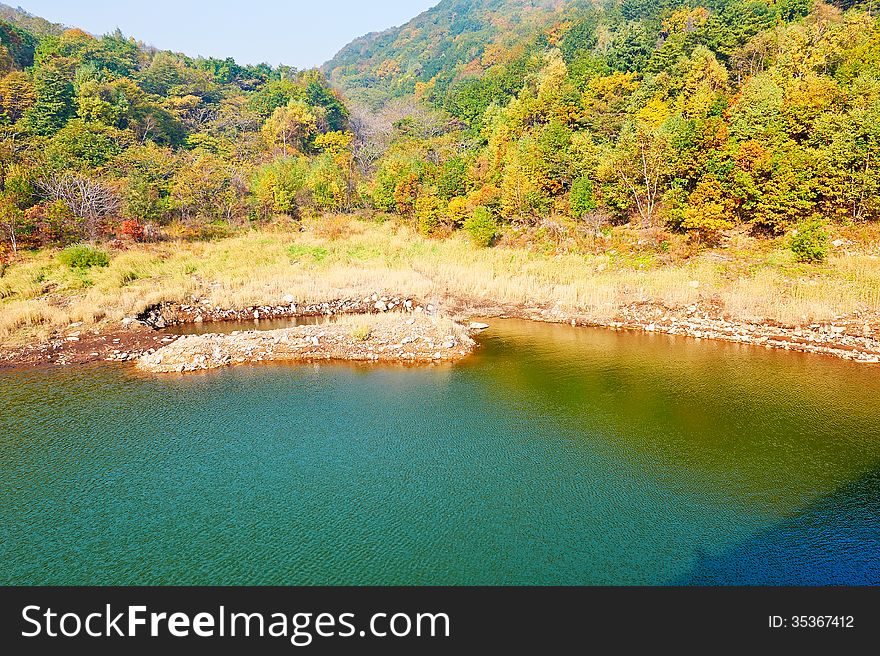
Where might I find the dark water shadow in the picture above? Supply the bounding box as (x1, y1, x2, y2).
(678, 465, 880, 585)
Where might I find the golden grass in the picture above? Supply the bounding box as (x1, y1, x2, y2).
(2, 215, 880, 346)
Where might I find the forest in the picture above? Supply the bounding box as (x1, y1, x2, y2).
(1, 0, 879, 264)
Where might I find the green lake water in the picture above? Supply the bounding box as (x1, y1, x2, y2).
(1, 319, 879, 585)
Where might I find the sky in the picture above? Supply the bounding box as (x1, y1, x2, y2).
(11, 0, 439, 68)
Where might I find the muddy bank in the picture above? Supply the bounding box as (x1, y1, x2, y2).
(0, 324, 177, 370)
(137, 314, 477, 373)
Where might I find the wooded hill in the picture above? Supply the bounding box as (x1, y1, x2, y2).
(1, 0, 879, 261)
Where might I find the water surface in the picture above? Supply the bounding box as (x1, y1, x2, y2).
(1, 320, 878, 585)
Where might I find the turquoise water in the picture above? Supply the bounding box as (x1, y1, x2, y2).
(1, 320, 879, 585)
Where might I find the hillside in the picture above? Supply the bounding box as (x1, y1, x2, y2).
(324, 0, 568, 108)
(0, 2, 64, 36)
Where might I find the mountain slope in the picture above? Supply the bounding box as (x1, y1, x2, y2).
(323, 0, 569, 107)
(0, 3, 65, 36)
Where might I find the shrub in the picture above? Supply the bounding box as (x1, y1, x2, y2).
(349, 324, 371, 341)
(446, 196, 469, 227)
(570, 176, 597, 219)
(119, 220, 145, 241)
(463, 206, 497, 247)
(789, 220, 829, 263)
(680, 176, 734, 244)
(415, 194, 445, 236)
(58, 244, 110, 269)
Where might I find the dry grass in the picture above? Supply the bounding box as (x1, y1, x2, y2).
(2, 215, 880, 346)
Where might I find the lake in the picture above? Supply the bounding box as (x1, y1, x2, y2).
(2, 319, 879, 585)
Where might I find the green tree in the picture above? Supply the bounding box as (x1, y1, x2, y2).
(25, 56, 76, 135)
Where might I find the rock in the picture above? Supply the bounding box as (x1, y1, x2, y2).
(121, 317, 135, 328)
(646, 323, 655, 332)
(402, 336, 416, 344)
(374, 301, 387, 312)
(469, 322, 490, 330)
(832, 239, 845, 248)
(404, 300, 413, 310)
(254, 310, 260, 319)
(442, 341, 455, 349)
(688, 281, 700, 288)
(283, 294, 295, 304)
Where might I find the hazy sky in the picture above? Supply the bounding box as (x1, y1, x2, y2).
(13, 0, 439, 68)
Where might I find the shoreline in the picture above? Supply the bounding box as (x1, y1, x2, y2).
(2, 294, 880, 371)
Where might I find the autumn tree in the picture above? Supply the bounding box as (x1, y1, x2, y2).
(262, 100, 317, 156)
(0, 71, 35, 124)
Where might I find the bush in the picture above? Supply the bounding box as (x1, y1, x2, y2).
(119, 220, 145, 241)
(349, 324, 371, 341)
(415, 194, 445, 236)
(58, 244, 110, 269)
(789, 221, 828, 263)
(570, 176, 597, 219)
(463, 206, 497, 247)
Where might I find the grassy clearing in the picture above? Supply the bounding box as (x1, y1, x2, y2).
(2, 215, 880, 346)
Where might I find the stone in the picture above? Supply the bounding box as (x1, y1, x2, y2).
(283, 294, 295, 304)
(374, 301, 387, 312)
(469, 322, 490, 330)
(832, 239, 845, 248)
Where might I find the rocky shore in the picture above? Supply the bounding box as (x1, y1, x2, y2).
(136, 314, 478, 373)
(505, 300, 880, 364)
(135, 294, 423, 329)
